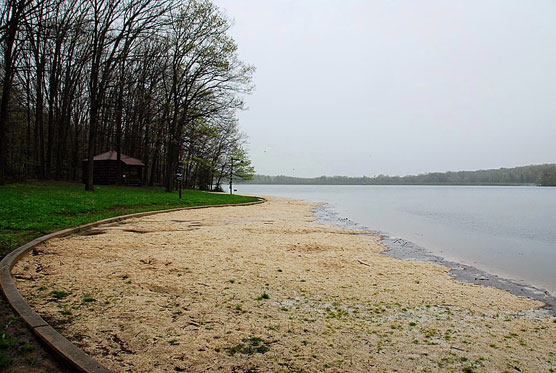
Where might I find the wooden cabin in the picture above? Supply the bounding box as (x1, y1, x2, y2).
(82, 151, 145, 185)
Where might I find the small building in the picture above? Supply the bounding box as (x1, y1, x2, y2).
(82, 151, 145, 185)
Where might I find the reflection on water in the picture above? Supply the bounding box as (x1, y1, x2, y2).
(237, 184, 556, 295)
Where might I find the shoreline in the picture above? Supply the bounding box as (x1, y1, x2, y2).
(12, 196, 556, 372)
(314, 202, 556, 315)
(382, 236, 556, 315)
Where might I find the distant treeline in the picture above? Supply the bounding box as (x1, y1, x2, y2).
(242, 164, 556, 186)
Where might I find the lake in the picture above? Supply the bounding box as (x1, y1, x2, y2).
(236, 184, 556, 297)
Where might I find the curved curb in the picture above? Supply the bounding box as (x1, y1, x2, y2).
(0, 197, 265, 373)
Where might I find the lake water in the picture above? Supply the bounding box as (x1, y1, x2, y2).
(236, 184, 556, 297)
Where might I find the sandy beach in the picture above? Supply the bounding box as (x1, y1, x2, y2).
(12, 197, 556, 372)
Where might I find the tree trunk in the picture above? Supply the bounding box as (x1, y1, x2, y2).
(55, 104, 71, 180)
(36, 58, 46, 179)
(115, 63, 125, 185)
(46, 38, 62, 178)
(86, 101, 97, 191)
(0, 3, 22, 185)
(72, 114, 81, 181)
(86, 61, 100, 191)
(165, 140, 177, 192)
(0, 58, 12, 184)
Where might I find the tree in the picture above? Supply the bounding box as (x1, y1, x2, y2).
(537, 167, 556, 186)
(161, 0, 254, 192)
(0, 0, 34, 184)
(0, 0, 255, 191)
(84, 0, 173, 191)
(224, 145, 254, 194)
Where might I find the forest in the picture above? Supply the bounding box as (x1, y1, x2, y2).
(0, 0, 255, 191)
(245, 164, 556, 186)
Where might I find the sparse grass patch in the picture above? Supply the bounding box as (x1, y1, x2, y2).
(423, 328, 437, 338)
(0, 352, 12, 368)
(326, 308, 349, 319)
(19, 343, 34, 353)
(0, 333, 17, 349)
(256, 292, 270, 300)
(225, 337, 270, 355)
(50, 290, 68, 299)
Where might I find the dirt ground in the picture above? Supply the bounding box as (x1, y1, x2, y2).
(12, 197, 556, 372)
(0, 295, 71, 372)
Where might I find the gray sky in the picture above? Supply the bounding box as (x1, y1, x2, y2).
(214, 0, 556, 177)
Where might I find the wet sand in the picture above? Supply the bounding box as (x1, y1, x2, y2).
(12, 197, 556, 372)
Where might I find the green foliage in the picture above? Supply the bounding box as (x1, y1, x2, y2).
(50, 291, 68, 299)
(256, 292, 270, 300)
(19, 343, 34, 352)
(0, 182, 258, 257)
(0, 334, 17, 349)
(228, 146, 255, 181)
(243, 164, 556, 186)
(537, 167, 556, 186)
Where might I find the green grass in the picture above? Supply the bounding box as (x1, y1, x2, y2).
(225, 337, 270, 355)
(50, 290, 68, 299)
(0, 181, 259, 257)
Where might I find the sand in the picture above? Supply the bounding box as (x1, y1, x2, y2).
(12, 197, 556, 372)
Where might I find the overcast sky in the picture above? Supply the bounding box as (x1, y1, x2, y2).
(213, 0, 556, 177)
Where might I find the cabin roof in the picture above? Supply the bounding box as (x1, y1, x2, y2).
(84, 151, 145, 166)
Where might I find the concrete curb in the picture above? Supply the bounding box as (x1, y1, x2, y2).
(0, 198, 265, 373)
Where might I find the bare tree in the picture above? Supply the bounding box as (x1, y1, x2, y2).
(1, 0, 255, 191)
(162, 0, 254, 192)
(0, 0, 34, 184)
(84, 0, 173, 191)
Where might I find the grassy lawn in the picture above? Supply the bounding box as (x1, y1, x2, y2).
(0, 181, 259, 258)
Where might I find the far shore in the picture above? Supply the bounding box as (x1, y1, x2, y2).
(13, 196, 556, 372)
